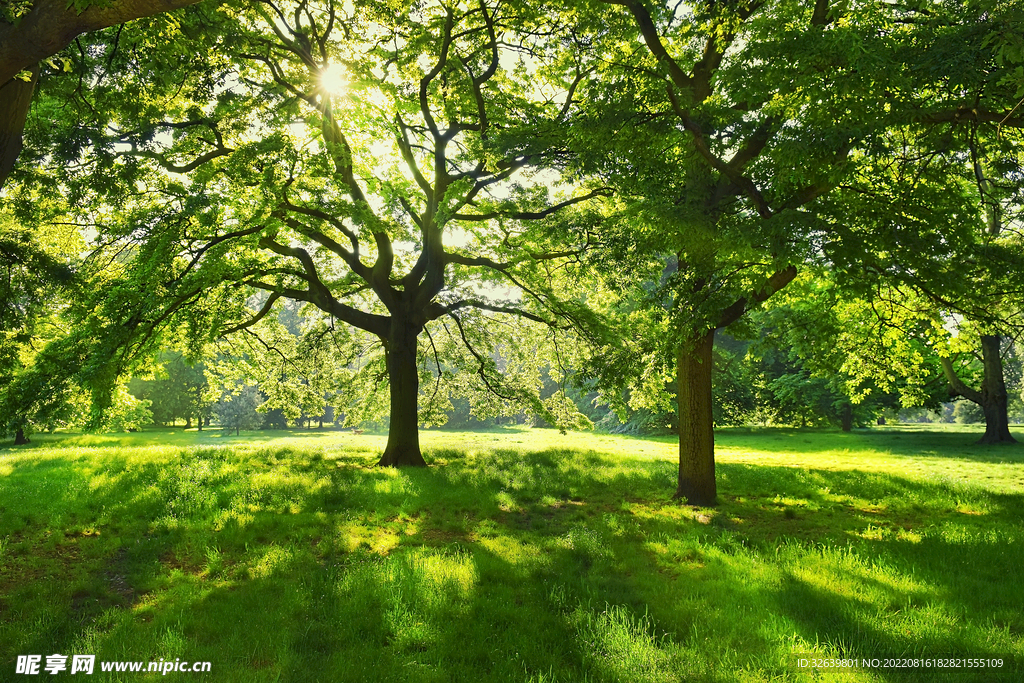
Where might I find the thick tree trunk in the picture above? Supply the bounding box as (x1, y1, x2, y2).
(184, 416, 192, 429)
(841, 403, 853, 432)
(377, 318, 427, 467)
(13, 428, 29, 445)
(674, 330, 716, 506)
(940, 335, 1016, 444)
(977, 335, 1015, 444)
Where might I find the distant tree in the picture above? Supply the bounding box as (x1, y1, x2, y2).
(215, 314, 350, 430)
(104, 383, 153, 432)
(744, 274, 938, 431)
(953, 400, 985, 425)
(215, 383, 263, 436)
(130, 351, 214, 428)
(940, 333, 1019, 443)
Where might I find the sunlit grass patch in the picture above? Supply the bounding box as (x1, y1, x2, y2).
(1, 425, 1022, 681)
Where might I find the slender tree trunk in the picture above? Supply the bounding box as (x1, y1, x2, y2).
(977, 335, 1015, 444)
(378, 318, 427, 467)
(195, 386, 203, 431)
(13, 428, 29, 445)
(675, 330, 716, 506)
(841, 403, 853, 432)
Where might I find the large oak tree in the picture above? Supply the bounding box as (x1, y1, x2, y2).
(11, 0, 600, 462)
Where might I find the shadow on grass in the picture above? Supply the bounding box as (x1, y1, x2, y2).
(1, 439, 1022, 681)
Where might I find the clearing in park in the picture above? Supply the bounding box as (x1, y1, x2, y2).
(1, 425, 1021, 682)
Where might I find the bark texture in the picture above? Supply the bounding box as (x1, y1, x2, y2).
(672, 266, 798, 506)
(0, 66, 37, 187)
(977, 335, 1015, 444)
(674, 331, 716, 506)
(377, 318, 427, 467)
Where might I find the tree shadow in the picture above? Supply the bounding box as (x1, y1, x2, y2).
(2, 439, 1022, 681)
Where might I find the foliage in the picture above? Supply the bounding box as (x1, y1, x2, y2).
(215, 382, 263, 435)
(0, 0, 33, 24)
(954, 399, 986, 424)
(210, 305, 374, 428)
(129, 350, 215, 427)
(747, 273, 950, 419)
(103, 383, 153, 432)
(0, 210, 83, 439)
(10, 0, 601, 450)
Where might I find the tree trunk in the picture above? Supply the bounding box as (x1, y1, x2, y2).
(184, 416, 192, 429)
(674, 330, 716, 506)
(841, 403, 853, 432)
(13, 428, 29, 445)
(977, 335, 1016, 444)
(0, 66, 37, 189)
(377, 318, 427, 467)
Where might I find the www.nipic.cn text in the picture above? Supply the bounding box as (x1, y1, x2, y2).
(15, 654, 212, 675)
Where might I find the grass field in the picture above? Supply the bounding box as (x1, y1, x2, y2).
(1, 425, 1022, 682)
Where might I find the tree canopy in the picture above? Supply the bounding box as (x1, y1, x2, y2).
(9, 0, 606, 463)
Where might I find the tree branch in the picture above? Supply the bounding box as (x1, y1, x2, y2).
(219, 292, 282, 336)
(433, 299, 557, 326)
(940, 356, 983, 404)
(0, 0, 209, 86)
(715, 265, 798, 329)
(452, 187, 612, 222)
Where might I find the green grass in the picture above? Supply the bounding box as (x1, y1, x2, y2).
(1, 425, 1022, 682)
